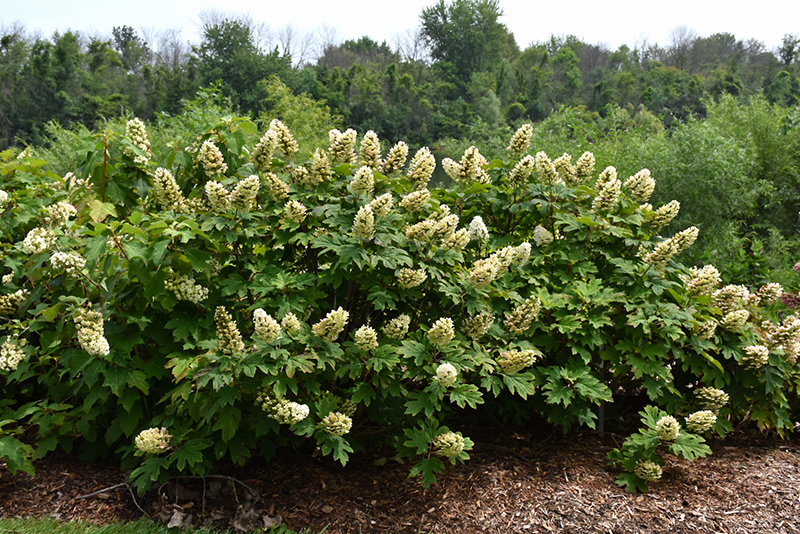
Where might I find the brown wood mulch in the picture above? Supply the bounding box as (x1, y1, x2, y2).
(1, 428, 799, 533)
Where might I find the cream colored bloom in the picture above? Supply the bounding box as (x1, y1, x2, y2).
(383, 315, 411, 339)
(284, 200, 308, 223)
(434, 362, 458, 387)
(322, 411, 352, 436)
(497, 349, 540, 374)
(369, 193, 393, 219)
(641, 239, 679, 271)
(533, 225, 553, 246)
(719, 309, 749, 331)
(685, 410, 716, 433)
(153, 168, 185, 210)
(758, 283, 783, 304)
(205, 180, 231, 211)
(125, 118, 151, 165)
(681, 265, 721, 296)
(0, 190, 8, 205)
(508, 155, 535, 188)
(428, 317, 455, 347)
(22, 227, 55, 254)
(441, 228, 471, 251)
(592, 177, 621, 212)
(198, 139, 227, 177)
(359, 130, 382, 169)
(0, 338, 26, 372)
(469, 258, 500, 289)
(504, 296, 542, 335)
(432, 432, 465, 457)
(353, 205, 375, 240)
(468, 216, 489, 241)
(263, 172, 290, 201)
(635, 460, 662, 482)
(406, 147, 436, 190)
(250, 129, 278, 171)
(230, 175, 260, 211)
(44, 201, 77, 226)
(655, 415, 680, 441)
(553, 153, 577, 184)
(397, 268, 427, 289)
(507, 124, 533, 158)
(624, 168, 656, 203)
(462, 312, 494, 340)
(134, 427, 171, 454)
(281, 312, 301, 333)
(350, 166, 375, 196)
(215, 306, 244, 355)
(399, 189, 431, 211)
(695, 387, 729, 414)
(742, 345, 770, 369)
(595, 166, 617, 190)
(535, 152, 558, 185)
(165, 270, 208, 303)
(575, 151, 596, 179)
(312, 307, 349, 342)
(269, 119, 298, 158)
(672, 226, 699, 254)
(254, 309, 281, 343)
(649, 200, 680, 230)
(329, 128, 357, 165)
(382, 141, 409, 175)
(354, 325, 379, 352)
(50, 251, 86, 275)
(74, 309, 110, 357)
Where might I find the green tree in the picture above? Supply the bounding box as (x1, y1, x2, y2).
(419, 0, 515, 84)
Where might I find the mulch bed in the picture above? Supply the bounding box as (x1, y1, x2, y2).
(1, 428, 799, 533)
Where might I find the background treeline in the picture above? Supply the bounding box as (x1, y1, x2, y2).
(3, 0, 800, 285)
(3, 1, 800, 148)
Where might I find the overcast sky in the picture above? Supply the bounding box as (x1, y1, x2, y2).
(2, 0, 798, 55)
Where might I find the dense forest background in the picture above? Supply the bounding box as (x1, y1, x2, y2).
(2, 0, 800, 285)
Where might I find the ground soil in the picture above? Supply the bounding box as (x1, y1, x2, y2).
(1, 428, 799, 533)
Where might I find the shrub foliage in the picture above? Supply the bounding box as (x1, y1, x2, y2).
(1, 107, 799, 492)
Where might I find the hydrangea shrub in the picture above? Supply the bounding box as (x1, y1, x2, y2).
(1, 115, 799, 493)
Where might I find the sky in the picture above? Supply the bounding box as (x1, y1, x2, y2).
(2, 0, 798, 55)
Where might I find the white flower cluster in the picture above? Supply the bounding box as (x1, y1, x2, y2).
(250, 129, 278, 171)
(22, 227, 55, 254)
(352, 205, 375, 240)
(504, 296, 542, 335)
(312, 307, 349, 342)
(741, 344, 770, 369)
(406, 147, 436, 190)
(533, 225, 553, 246)
(125, 118, 151, 165)
(507, 155, 535, 188)
(269, 119, 298, 158)
(434, 362, 458, 387)
(575, 151, 596, 179)
(197, 139, 227, 177)
(153, 168, 185, 210)
(329, 128, 358, 164)
(301, 148, 331, 185)
(719, 309, 749, 331)
(428, 317, 455, 347)
(595, 166, 617, 190)
(256, 389, 310, 425)
(382, 141, 408, 175)
(0, 189, 7, 205)
(134, 427, 171, 454)
(74, 309, 110, 357)
(215, 306, 245, 355)
(635, 460, 662, 482)
(694, 387, 729, 414)
(681, 265, 721, 296)
(757, 283, 784, 304)
(694, 320, 717, 340)
(369, 193, 393, 219)
(359, 130, 382, 169)
(468, 216, 489, 241)
(592, 175, 622, 212)
(507, 124, 533, 158)
(759, 316, 800, 363)
(254, 309, 281, 343)
(672, 226, 699, 254)
(44, 201, 77, 227)
(534, 152, 560, 185)
(281, 312, 301, 333)
(350, 166, 375, 196)
(442, 146, 490, 184)
(462, 312, 494, 340)
(165, 271, 208, 303)
(0, 338, 26, 372)
(655, 415, 680, 441)
(230, 175, 260, 211)
(497, 349, 541, 374)
(2, 273, 12, 285)
(383, 314, 411, 340)
(685, 410, 717, 433)
(640, 239, 679, 271)
(321, 411, 353, 436)
(354, 325, 378, 352)
(432, 431, 465, 457)
(399, 188, 431, 212)
(712, 284, 754, 314)
(50, 251, 85, 275)
(553, 153, 578, 185)
(284, 200, 308, 223)
(624, 168, 655, 202)
(205, 180, 231, 211)
(649, 200, 680, 230)
(0, 289, 30, 316)
(397, 268, 427, 289)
